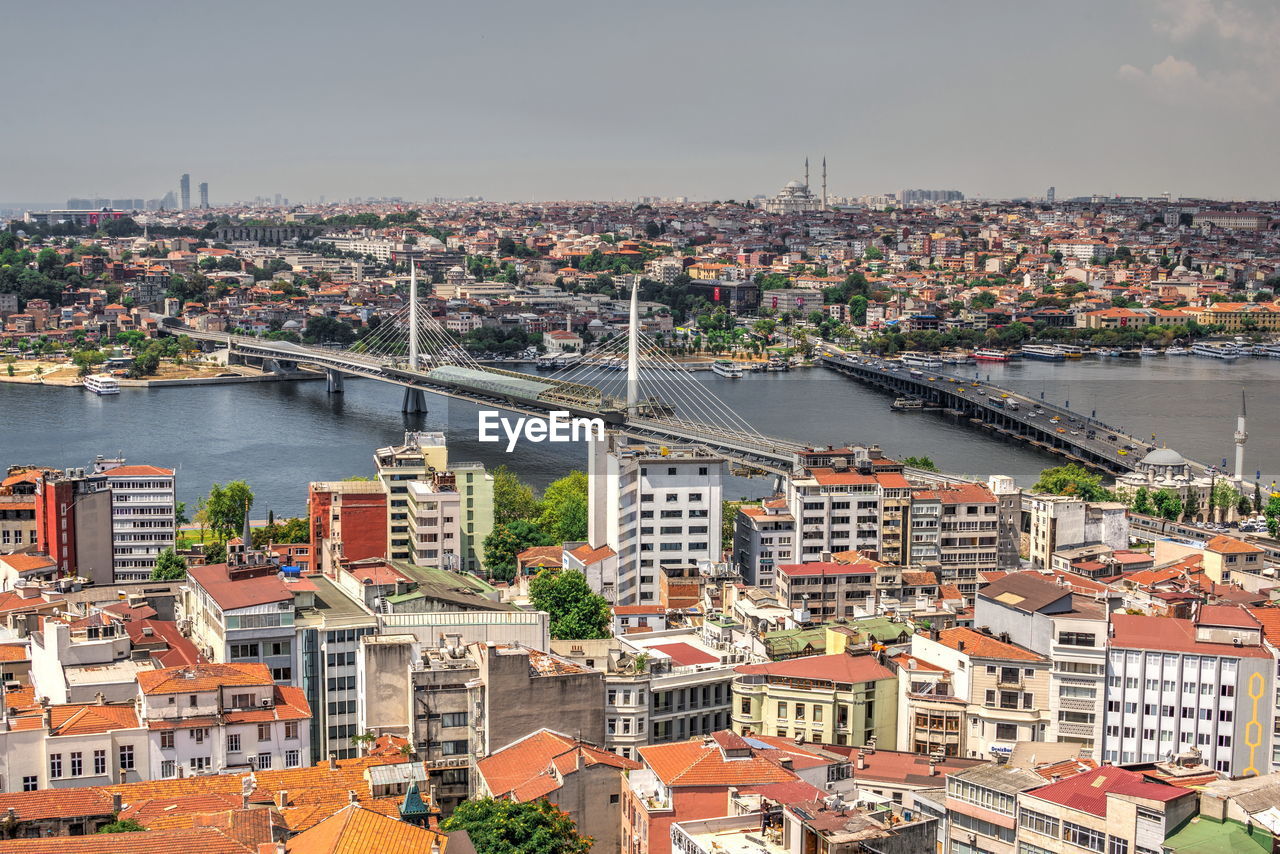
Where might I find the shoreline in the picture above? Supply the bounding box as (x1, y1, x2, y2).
(0, 369, 324, 390)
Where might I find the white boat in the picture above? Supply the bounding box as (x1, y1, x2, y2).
(1056, 344, 1085, 359)
(1191, 342, 1240, 361)
(1139, 347, 1161, 356)
(1096, 348, 1122, 357)
(711, 360, 743, 378)
(1260, 344, 1280, 359)
(1165, 346, 1189, 356)
(1020, 344, 1065, 361)
(900, 352, 943, 368)
(82, 374, 120, 395)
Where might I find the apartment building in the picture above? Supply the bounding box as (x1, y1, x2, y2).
(732, 499, 794, 588)
(136, 662, 311, 779)
(914, 483, 1010, 595)
(621, 627, 746, 745)
(1015, 766, 1196, 854)
(587, 436, 723, 606)
(405, 475, 462, 568)
(0, 470, 39, 554)
(183, 561, 303, 684)
(774, 556, 881, 623)
(731, 651, 899, 748)
(308, 480, 387, 576)
(97, 462, 176, 580)
(550, 637, 652, 759)
(911, 627, 1052, 761)
(945, 763, 1046, 854)
(1024, 494, 1129, 570)
(784, 467, 885, 562)
(976, 572, 1117, 756)
(1103, 606, 1275, 775)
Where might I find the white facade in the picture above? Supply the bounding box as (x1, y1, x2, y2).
(406, 479, 462, 567)
(784, 472, 882, 563)
(95, 464, 176, 581)
(588, 436, 723, 606)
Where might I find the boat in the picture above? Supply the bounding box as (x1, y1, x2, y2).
(711, 359, 743, 378)
(940, 350, 975, 364)
(82, 374, 120, 395)
(1096, 348, 1122, 357)
(1139, 346, 1161, 356)
(1056, 344, 1085, 359)
(900, 352, 943, 368)
(1191, 342, 1240, 361)
(765, 357, 789, 372)
(891, 397, 924, 411)
(1020, 344, 1066, 361)
(1260, 344, 1280, 359)
(1165, 346, 1189, 356)
(973, 349, 1011, 362)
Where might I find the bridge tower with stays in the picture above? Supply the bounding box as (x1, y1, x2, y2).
(401, 261, 428, 414)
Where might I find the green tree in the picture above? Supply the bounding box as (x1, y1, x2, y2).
(1131, 486, 1153, 515)
(493, 465, 539, 526)
(98, 819, 146, 834)
(150, 547, 188, 581)
(901, 456, 939, 472)
(1032, 464, 1113, 502)
(1152, 488, 1184, 521)
(1264, 494, 1280, 538)
(1237, 492, 1254, 518)
(483, 520, 554, 582)
(72, 348, 105, 376)
(204, 541, 227, 565)
(442, 797, 592, 854)
(971, 291, 997, 309)
(1184, 489, 1199, 521)
(205, 481, 254, 541)
(848, 294, 868, 325)
(529, 569, 611, 640)
(536, 471, 589, 543)
(1210, 482, 1238, 522)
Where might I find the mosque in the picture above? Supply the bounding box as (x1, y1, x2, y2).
(763, 157, 827, 214)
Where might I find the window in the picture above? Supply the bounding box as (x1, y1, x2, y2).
(441, 712, 468, 728)
(93, 751, 106, 776)
(50, 754, 62, 778)
(285, 722, 299, 740)
(1063, 821, 1106, 852)
(996, 723, 1018, 741)
(119, 745, 135, 770)
(230, 643, 260, 660)
(21, 776, 36, 792)
(440, 740, 469, 756)
(70, 752, 83, 777)
(1108, 837, 1129, 854)
(160, 760, 175, 778)
(160, 731, 174, 749)
(228, 734, 241, 753)
(285, 749, 300, 768)
(231, 693, 254, 709)
(777, 702, 788, 719)
(258, 723, 272, 742)
(256, 753, 272, 770)
(1019, 809, 1059, 838)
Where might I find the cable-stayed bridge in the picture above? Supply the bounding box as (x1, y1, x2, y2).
(164, 272, 803, 474)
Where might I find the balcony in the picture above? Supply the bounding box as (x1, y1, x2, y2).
(1057, 722, 1095, 737)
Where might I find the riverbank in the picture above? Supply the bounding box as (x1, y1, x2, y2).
(0, 360, 324, 389)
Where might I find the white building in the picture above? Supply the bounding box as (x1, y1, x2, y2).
(1024, 494, 1130, 569)
(136, 662, 311, 779)
(406, 477, 462, 568)
(587, 436, 723, 606)
(91, 460, 176, 581)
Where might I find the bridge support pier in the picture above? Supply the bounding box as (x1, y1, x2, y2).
(401, 387, 427, 414)
(326, 369, 344, 394)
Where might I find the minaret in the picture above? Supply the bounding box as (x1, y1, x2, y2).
(1234, 390, 1248, 483)
(822, 156, 828, 209)
(804, 157, 810, 192)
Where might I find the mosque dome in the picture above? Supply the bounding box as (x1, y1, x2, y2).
(1141, 448, 1186, 467)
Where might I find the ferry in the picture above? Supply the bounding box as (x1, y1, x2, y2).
(1020, 344, 1066, 362)
(711, 360, 743, 378)
(973, 349, 1011, 362)
(940, 350, 975, 365)
(765, 357, 789, 372)
(1259, 344, 1280, 359)
(1139, 346, 1161, 357)
(891, 397, 924, 411)
(82, 373, 120, 395)
(1096, 348, 1122, 357)
(1055, 344, 1085, 359)
(899, 352, 943, 368)
(1165, 346, 1189, 356)
(1191, 342, 1240, 361)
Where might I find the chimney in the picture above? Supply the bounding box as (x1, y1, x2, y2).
(928, 759, 939, 776)
(856, 753, 866, 770)
(42, 708, 52, 730)
(241, 792, 250, 810)
(95, 692, 106, 705)
(347, 789, 358, 803)
(5, 808, 13, 822)
(276, 790, 288, 809)
(328, 753, 337, 771)
(112, 793, 122, 813)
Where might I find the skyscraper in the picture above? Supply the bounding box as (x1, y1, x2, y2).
(179, 173, 191, 210)
(1046, 186, 1056, 204)
(199, 182, 209, 209)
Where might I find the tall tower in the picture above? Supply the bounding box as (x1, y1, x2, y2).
(1046, 186, 1056, 204)
(198, 182, 209, 209)
(822, 156, 828, 209)
(804, 157, 810, 192)
(626, 278, 640, 415)
(1234, 391, 1248, 483)
(179, 174, 191, 210)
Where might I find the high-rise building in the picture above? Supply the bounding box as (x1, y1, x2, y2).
(587, 434, 724, 606)
(1046, 185, 1056, 204)
(179, 173, 190, 210)
(198, 182, 209, 209)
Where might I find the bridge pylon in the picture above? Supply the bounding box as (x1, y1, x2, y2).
(401, 387, 427, 414)
(325, 369, 344, 394)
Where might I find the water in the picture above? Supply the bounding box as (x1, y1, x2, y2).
(3, 356, 1277, 517)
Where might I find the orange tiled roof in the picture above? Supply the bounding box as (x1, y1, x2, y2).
(477, 729, 640, 800)
(936, 627, 1046, 662)
(639, 738, 797, 788)
(0, 827, 261, 853)
(7, 702, 139, 735)
(100, 465, 174, 477)
(1205, 534, 1263, 554)
(137, 662, 272, 696)
(284, 802, 447, 854)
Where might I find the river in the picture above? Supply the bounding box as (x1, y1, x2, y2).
(2, 356, 1276, 517)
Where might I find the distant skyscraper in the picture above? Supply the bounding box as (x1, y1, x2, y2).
(1046, 186, 1056, 204)
(179, 173, 191, 210)
(199, 182, 209, 209)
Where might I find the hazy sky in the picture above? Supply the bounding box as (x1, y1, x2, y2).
(4, 0, 1278, 204)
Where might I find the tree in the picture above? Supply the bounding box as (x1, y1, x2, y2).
(1264, 495, 1280, 538)
(1184, 489, 1200, 521)
(150, 548, 188, 581)
(442, 797, 592, 854)
(901, 456, 939, 472)
(72, 348, 105, 376)
(1032, 464, 1113, 502)
(98, 819, 146, 834)
(205, 481, 254, 541)
(483, 520, 554, 582)
(1237, 492, 1254, 518)
(1131, 487, 1153, 515)
(1152, 488, 1184, 521)
(529, 569, 611, 640)
(971, 291, 997, 309)
(204, 541, 227, 565)
(536, 471, 589, 542)
(493, 465, 539, 526)
(1210, 482, 1238, 522)
(848, 294, 868, 325)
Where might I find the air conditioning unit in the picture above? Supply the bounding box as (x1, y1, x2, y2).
(261, 699, 271, 707)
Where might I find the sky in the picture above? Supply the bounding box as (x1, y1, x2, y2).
(3, 0, 1279, 205)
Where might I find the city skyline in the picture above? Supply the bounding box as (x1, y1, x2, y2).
(3, 0, 1280, 204)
